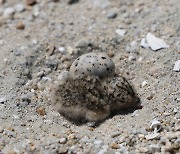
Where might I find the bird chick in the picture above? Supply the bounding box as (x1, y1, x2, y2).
(50, 52, 141, 123)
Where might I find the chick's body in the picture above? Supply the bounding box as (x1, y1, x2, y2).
(51, 74, 141, 123)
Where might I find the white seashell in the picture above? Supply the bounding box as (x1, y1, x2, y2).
(145, 133, 160, 140)
(150, 120, 162, 133)
(146, 33, 169, 51)
(173, 60, 180, 72)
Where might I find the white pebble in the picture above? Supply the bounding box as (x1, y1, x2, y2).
(173, 60, 180, 72)
(115, 29, 126, 37)
(58, 47, 66, 54)
(59, 138, 67, 144)
(14, 3, 25, 13)
(3, 7, 15, 18)
(141, 80, 148, 87)
(0, 97, 6, 103)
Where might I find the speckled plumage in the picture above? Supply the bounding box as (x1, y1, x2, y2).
(51, 74, 141, 123)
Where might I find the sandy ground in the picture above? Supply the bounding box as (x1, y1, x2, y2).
(0, 0, 180, 153)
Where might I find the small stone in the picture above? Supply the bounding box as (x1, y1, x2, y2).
(141, 81, 148, 87)
(36, 71, 44, 78)
(26, 0, 37, 6)
(32, 39, 38, 44)
(128, 53, 136, 61)
(115, 29, 126, 37)
(20, 94, 31, 102)
(14, 3, 25, 12)
(59, 138, 67, 144)
(47, 44, 55, 56)
(138, 134, 145, 139)
(107, 12, 117, 19)
(68, 134, 76, 140)
(58, 147, 68, 154)
(173, 60, 180, 72)
(3, 7, 15, 18)
(110, 143, 119, 149)
(36, 107, 46, 116)
(16, 22, 25, 30)
(87, 122, 96, 127)
(58, 47, 66, 54)
(0, 97, 6, 103)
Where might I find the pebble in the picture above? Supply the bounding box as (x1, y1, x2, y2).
(115, 29, 126, 37)
(16, 22, 25, 30)
(58, 47, 66, 54)
(14, 3, 25, 13)
(58, 147, 67, 153)
(128, 53, 136, 61)
(0, 97, 6, 103)
(20, 94, 31, 101)
(59, 138, 67, 144)
(3, 7, 15, 18)
(110, 143, 119, 149)
(173, 60, 180, 72)
(68, 134, 76, 140)
(141, 80, 148, 87)
(107, 11, 117, 19)
(36, 106, 46, 116)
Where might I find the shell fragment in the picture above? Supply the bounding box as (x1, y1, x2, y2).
(146, 33, 169, 51)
